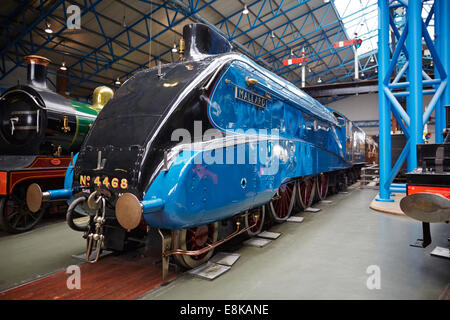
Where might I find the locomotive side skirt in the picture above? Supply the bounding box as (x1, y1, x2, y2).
(140, 58, 352, 229)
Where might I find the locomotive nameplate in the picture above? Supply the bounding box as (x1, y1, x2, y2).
(234, 85, 268, 109)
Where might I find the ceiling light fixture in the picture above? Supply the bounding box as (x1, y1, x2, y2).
(44, 23, 53, 34)
(60, 62, 67, 71)
(290, 49, 294, 56)
(115, 77, 121, 86)
(271, 31, 275, 38)
(243, 4, 249, 15)
(317, 77, 322, 83)
(172, 43, 178, 53)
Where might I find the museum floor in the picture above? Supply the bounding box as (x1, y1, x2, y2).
(1, 187, 448, 300)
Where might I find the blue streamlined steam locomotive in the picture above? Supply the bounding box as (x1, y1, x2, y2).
(27, 24, 372, 273)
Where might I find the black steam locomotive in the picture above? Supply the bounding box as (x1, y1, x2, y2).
(0, 55, 112, 233)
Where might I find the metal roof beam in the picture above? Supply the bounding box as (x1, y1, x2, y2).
(217, 0, 313, 41)
(267, 1, 341, 83)
(68, 0, 219, 91)
(296, 48, 378, 85)
(248, 1, 377, 61)
(66, 0, 172, 61)
(275, 28, 374, 76)
(262, 3, 377, 64)
(241, 2, 330, 58)
(0, 0, 103, 81)
(167, 0, 274, 70)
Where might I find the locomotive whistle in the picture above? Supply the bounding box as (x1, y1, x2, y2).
(245, 76, 258, 87)
(157, 61, 162, 78)
(179, 38, 185, 61)
(93, 150, 106, 171)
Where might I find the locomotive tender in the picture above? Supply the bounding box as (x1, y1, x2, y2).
(0, 55, 113, 233)
(27, 24, 372, 274)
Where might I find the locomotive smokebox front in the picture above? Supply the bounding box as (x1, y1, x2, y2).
(0, 55, 98, 155)
(0, 56, 50, 154)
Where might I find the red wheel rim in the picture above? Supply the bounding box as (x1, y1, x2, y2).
(318, 174, 328, 199)
(272, 181, 295, 219)
(186, 224, 215, 260)
(300, 178, 314, 207)
(248, 207, 263, 233)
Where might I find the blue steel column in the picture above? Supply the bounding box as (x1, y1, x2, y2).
(435, 0, 449, 143)
(406, 0, 423, 172)
(377, 0, 391, 201)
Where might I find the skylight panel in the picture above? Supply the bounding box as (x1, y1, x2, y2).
(334, 0, 378, 55)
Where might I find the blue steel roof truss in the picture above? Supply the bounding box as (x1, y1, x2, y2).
(1, 0, 379, 99)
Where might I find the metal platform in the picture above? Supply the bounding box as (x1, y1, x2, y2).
(370, 193, 406, 216)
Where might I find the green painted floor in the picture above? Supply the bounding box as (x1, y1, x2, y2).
(0, 188, 448, 299)
(0, 220, 85, 291)
(140, 188, 449, 300)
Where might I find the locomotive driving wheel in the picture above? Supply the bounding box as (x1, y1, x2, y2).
(244, 205, 265, 237)
(173, 222, 219, 269)
(0, 194, 44, 233)
(269, 181, 296, 223)
(297, 176, 316, 210)
(316, 173, 329, 201)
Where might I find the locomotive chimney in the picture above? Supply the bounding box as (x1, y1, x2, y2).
(25, 55, 51, 89)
